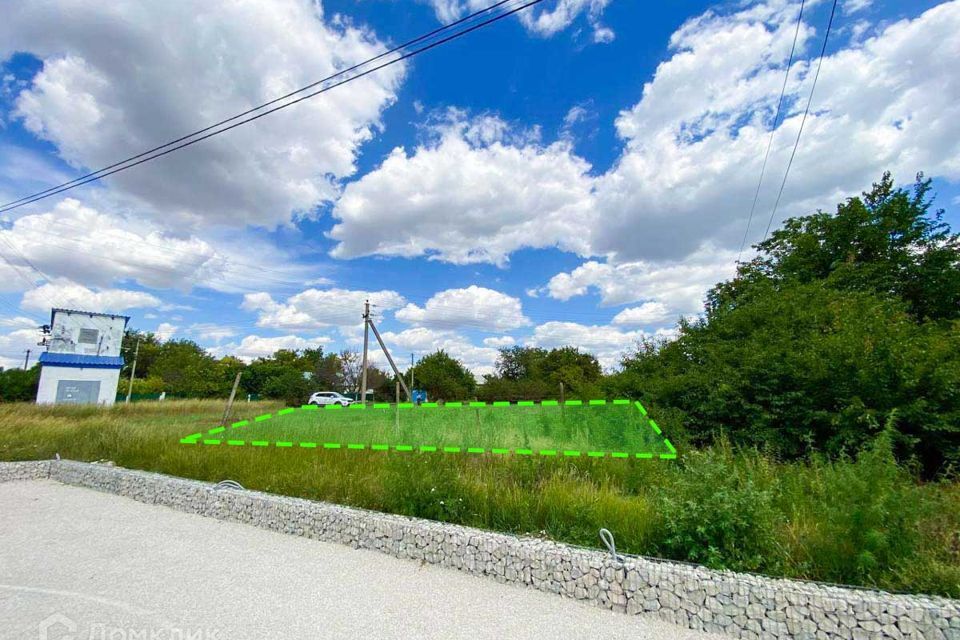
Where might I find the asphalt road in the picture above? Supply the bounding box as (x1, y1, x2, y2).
(0, 481, 723, 640)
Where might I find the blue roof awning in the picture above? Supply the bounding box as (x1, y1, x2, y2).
(39, 353, 124, 369)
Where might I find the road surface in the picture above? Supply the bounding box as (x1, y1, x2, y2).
(0, 480, 723, 639)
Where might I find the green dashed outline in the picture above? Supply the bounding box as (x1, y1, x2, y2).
(178, 398, 676, 460)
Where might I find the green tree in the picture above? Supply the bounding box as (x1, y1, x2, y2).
(150, 340, 222, 397)
(244, 349, 318, 398)
(480, 346, 602, 400)
(120, 330, 163, 381)
(0, 365, 40, 401)
(262, 368, 313, 406)
(410, 350, 476, 400)
(710, 172, 960, 322)
(616, 173, 960, 476)
(314, 351, 342, 390)
(495, 346, 548, 380)
(541, 346, 602, 396)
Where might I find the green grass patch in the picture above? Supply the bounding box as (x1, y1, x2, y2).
(180, 401, 673, 459)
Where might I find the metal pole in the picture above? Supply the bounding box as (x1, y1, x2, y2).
(23, 349, 30, 369)
(220, 371, 242, 426)
(360, 300, 370, 404)
(125, 337, 140, 404)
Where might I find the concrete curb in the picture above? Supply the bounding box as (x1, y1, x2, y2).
(1, 459, 957, 639)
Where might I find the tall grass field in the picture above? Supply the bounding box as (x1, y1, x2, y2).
(179, 400, 674, 458)
(1, 400, 957, 597)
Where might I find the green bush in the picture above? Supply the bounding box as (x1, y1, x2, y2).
(652, 440, 786, 572)
(262, 369, 312, 407)
(0, 366, 39, 402)
(778, 417, 959, 593)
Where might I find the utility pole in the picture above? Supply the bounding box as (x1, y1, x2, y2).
(360, 300, 370, 404)
(125, 336, 141, 404)
(23, 349, 30, 369)
(409, 353, 414, 394)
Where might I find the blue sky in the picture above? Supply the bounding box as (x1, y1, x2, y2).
(0, 0, 958, 374)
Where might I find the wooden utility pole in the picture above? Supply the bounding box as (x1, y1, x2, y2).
(560, 381, 565, 423)
(125, 337, 141, 404)
(360, 300, 370, 404)
(220, 371, 242, 426)
(23, 349, 30, 369)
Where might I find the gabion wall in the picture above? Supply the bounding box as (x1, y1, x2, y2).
(2, 460, 957, 639)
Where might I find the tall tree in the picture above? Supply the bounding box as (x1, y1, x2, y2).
(710, 172, 960, 322)
(150, 340, 221, 397)
(120, 330, 162, 380)
(338, 350, 362, 394)
(411, 350, 476, 400)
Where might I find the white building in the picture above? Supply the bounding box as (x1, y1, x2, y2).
(36, 308, 130, 405)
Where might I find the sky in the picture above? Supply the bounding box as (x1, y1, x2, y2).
(0, 0, 958, 376)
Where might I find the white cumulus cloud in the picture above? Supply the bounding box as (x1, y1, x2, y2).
(155, 323, 178, 341)
(20, 280, 161, 314)
(483, 335, 516, 348)
(2, 0, 404, 229)
(0, 199, 220, 293)
(546, 245, 738, 314)
(328, 113, 595, 265)
(395, 286, 530, 332)
(611, 302, 672, 327)
(242, 288, 406, 330)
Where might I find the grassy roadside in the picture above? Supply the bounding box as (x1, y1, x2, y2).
(1, 400, 957, 597)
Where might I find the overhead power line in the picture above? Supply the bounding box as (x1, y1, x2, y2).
(761, 0, 839, 243)
(0, 0, 543, 214)
(737, 0, 806, 264)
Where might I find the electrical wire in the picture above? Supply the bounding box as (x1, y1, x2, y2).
(0, 0, 544, 214)
(761, 0, 839, 243)
(736, 0, 806, 265)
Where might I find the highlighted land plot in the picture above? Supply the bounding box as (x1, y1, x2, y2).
(178, 399, 677, 460)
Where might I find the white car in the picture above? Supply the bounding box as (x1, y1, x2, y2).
(308, 391, 355, 407)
